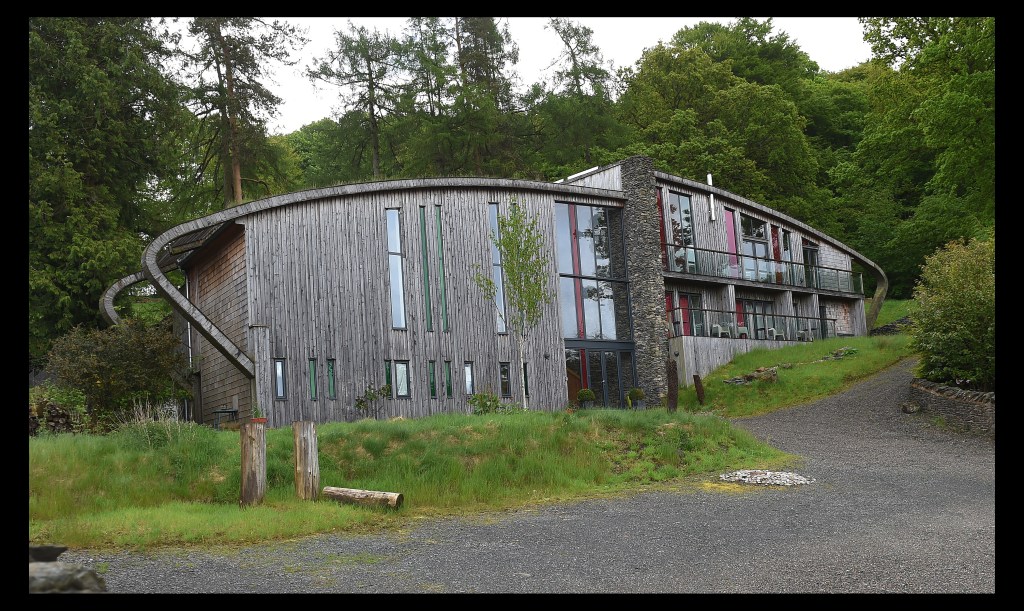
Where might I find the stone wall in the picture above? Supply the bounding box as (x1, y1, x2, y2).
(620, 156, 667, 401)
(907, 379, 995, 439)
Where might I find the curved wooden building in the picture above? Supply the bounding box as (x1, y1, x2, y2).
(102, 156, 886, 428)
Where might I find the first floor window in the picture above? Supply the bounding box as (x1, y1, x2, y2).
(444, 361, 453, 397)
(428, 360, 437, 399)
(326, 359, 336, 400)
(308, 358, 318, 400)
(385, 360, 393, 397)
(394, 360, 411, 398)
(274, 359, 287, 399)
(464, 362, 475, 395)
(499, 362, 511, 397)
(523, 363, 529, 398)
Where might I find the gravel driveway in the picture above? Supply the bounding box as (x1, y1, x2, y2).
(62, 357, 996, 594)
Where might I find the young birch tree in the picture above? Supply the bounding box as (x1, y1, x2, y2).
(473, 199, 555, 410)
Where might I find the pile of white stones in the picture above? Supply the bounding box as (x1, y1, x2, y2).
(719, 469, 815, 486)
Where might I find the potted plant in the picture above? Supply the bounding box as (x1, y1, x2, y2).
(251, 404, 267, 424)
(576, 388, 596, 409)
(627, 387, 646, 410)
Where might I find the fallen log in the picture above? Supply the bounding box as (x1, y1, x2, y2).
(322, 486, 404, 509)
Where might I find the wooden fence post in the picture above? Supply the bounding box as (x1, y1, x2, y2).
(693, 374, 705, 405)
(293, 420, 320, 501)
(240, 420, 267, 507)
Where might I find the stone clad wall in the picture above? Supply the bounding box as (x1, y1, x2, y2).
(908, 379, 995, 438)
(620, 156, 667, 401)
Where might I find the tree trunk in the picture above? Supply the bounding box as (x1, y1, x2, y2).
(321, 486, 404, 508)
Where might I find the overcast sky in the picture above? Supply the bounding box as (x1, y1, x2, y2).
(265, 17, 874, 135)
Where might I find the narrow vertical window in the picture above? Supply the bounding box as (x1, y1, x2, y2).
(326, 359, 336, 400)
(435, 205, 449, 331)
(488, 202, 507, 332)
(384, 360, 393, 397)
(395, 361, 411, 398)
(419, 206, 433, 331)
(308, 358, 318, 400)
(464, 362, 475, 395)
(386, 209, 406, 328)
(523, 363, 529, 398)
(274, 359, 287, 399)
(428, 360, 437, 399)
(499, 362, 511, 397)
(444, 360, 453, 397)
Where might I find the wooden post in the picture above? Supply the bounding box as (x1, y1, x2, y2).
(293, 420, 320, 501)
(240, 420, 266, 507)
(321, 486, 404, 509)
(693, 374, 705, 405)
(666, 358, 679, 413)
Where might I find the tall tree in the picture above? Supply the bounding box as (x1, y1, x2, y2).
(530, 18, 626, 174)
(307, 20, 405, 180)
(473, 201, 555, 410)
(182, 17, 306, 206)
(29, 17, 183, 368)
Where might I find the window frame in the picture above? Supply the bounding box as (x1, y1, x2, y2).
(273, 358, 287, 400)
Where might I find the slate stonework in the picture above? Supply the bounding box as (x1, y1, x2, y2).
(908, 379, 995, 439)
(620, 156, 667, 400)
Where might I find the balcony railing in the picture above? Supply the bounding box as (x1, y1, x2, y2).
(661, 243, 863, 294)
(667, 307, 837, 342)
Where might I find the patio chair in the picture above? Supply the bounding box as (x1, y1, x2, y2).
(712, 323, 731, 338)
(767, 327, 787, 341)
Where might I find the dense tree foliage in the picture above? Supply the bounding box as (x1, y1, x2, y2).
(28, 16, 996, 373)
(908, 234, 995, 391)
(45, 318, 193, 431)
(28, 18, 184, 367)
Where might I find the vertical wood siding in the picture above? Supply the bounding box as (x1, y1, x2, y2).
(243, 186, 620, 424)
(188, 225, 250, 426)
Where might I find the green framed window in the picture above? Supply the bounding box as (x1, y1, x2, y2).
(326, 359, 336, 400)
(308, 358, 317, 400)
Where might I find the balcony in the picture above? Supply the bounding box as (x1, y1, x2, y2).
(667, 307, 837, 342)
(661, 243, 863, 295)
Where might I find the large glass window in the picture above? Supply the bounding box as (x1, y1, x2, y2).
(664, 190, 695, 273)
(554, 203, 631, 341)
(666, 291, 704, 337)
(386, 209, 406, 328)
(565, 348, 635, 408)
(488, 203, 507, 332)
(737, 298, 776, 340)
(740, 214, 771, 282)
(803, 240, 820, 288)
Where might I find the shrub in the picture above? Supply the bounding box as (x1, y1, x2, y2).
(909, 234, 994, 391)
(45, 318, 192, 431)
(469, 391, 510, 415)
(576, 388, 596, 404)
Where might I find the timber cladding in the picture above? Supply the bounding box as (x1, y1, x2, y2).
(240, 185, 622, 423)
(186, 224, 250, 426)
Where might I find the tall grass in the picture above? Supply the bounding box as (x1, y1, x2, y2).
(679, 335, 913, 418)
(29, 408, 794, 549)
(30, 298, 915, 551)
